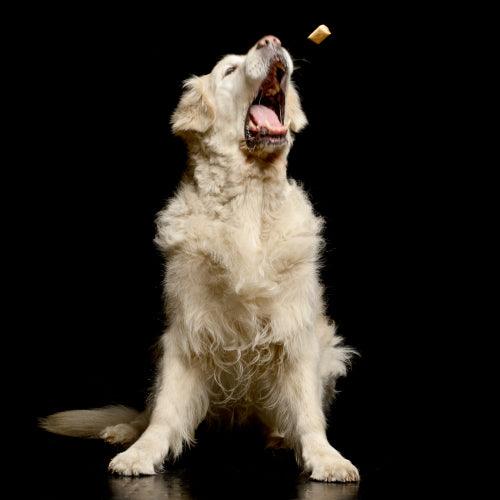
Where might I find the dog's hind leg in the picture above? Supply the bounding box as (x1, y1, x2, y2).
(100, 409, 151, 446)
(316, 317, 357, 410)
(108, 335, 209, 476)
(265, 429, 288, 449)
(256, 410, 289, 450)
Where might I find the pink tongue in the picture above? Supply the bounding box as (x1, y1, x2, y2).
(249, 105, 286, 134)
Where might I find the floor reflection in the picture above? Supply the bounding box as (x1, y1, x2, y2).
(296, 480, 359, 500)
(109, 474, 190, 499)
(109, 473, 359, 500)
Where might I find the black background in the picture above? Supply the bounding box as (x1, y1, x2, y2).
(12, 4, 437, 499)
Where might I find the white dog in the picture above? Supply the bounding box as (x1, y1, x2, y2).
(41, 35, 360, 483)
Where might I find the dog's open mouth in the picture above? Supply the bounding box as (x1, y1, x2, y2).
(245, 58, 287, 148)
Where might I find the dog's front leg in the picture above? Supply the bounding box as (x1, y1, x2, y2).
(109, 337, 209, 476)
(277, 349, 360, 483)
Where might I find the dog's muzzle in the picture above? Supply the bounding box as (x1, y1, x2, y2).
(245, 35, 288, 149)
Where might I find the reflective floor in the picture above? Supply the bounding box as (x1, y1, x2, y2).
(32, 426, 396, 499)
(108, 473, 360, 500)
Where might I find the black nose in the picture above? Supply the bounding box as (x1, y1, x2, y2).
(256, 35, 281, 49)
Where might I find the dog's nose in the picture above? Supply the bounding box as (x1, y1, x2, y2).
(256, 35, 281, 49)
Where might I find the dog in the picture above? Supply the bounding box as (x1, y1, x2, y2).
(41, 35, 360, 483)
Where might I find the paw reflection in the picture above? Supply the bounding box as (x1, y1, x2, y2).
(297, 480, 359, 499)
(109, 473, 360, 499)
(109, 474, 190, 499)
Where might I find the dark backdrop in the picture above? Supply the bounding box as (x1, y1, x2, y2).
(13, 4, 432, 499)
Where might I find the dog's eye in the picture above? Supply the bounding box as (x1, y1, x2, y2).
(223, 65, 237, 77)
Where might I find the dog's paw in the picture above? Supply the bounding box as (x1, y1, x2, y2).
(309, 455, 360, 483)
(108, 449, 156, 476)
(101, 424, 139, 445)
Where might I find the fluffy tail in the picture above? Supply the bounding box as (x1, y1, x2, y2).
(39, 405, 139, 439)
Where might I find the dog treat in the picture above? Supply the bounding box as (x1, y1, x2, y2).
(308, 25, 331, 44)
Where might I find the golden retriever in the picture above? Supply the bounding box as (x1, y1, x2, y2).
(41, 35, 360, 483)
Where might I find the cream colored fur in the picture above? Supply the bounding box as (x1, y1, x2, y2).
(41, 38, 359, 483)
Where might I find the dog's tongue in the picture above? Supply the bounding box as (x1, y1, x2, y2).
(249, 105, 286, 134)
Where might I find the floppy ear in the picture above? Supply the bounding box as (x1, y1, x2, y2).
(287, 83, 308, 133)
(171, 76, 215, 136)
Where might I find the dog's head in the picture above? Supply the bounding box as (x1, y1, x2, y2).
(171, 36, 307, 160)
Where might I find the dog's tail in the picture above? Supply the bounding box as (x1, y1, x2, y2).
(39, 405, 139, 439)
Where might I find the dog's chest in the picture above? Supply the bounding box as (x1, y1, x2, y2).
(222, 179, 289, 263)
(203, 178, 318, 300)
(230, 181, 267, 251)
(159, 178, 320, 302)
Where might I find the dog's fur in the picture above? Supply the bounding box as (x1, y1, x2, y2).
(41, 37, 360, 482)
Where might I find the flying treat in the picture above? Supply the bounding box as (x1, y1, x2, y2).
(308, 24, 331, 44)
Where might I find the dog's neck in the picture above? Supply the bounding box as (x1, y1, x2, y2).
(187, 138, 289, 192)
(181, 138, 292, 224)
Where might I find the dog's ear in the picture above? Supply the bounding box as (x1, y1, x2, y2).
(287, 83, 308, 133)
(171, 76, 215, 136)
